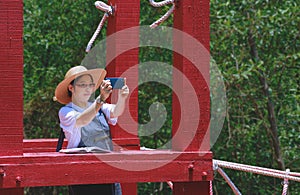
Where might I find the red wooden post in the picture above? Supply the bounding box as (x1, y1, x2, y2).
(106, 0, 140, 194)
(172, 0, 211, 194)
(106, 0, 140, 148)
(0, 0, 24, 194)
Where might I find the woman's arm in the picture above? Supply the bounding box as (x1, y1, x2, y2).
(110, 84, 129, 118)
(75, 96, 104, 127)
(75, 80, 112, 127)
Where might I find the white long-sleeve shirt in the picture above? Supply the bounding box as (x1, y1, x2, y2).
(59, 102, 117, 149)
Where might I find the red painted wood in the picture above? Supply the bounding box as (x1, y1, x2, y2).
(172, 0, 211, 194)
(0, 0, 23, 156)
(106, 0, 140, 145)
(106, 1, 140, 194)
(0, 1, 213, 195)
(0, 1, 24, 194)
(23, 139, 65, 148)
(172, 0, 210, 152)
(22, 139, 139, 153)
(0, 188, 24, 195)
(23, 139, 68, 153)
(173, 181, 210, 195)
(0, 151, 212, 188)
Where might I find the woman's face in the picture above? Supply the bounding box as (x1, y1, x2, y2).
(69, 74, 95, 102)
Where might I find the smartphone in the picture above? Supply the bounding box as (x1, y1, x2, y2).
(105, 77, 125, 89)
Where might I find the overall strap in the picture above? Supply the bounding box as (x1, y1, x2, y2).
(98, 108, 108, 121)
(56, 128, 65, 152)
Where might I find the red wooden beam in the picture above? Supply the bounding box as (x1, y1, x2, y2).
(0, 0, 23, 157)
(0, 151, 212, 189)
(23, 139, 67, 153)
(23, 139, 139, 153)
(172, 0, 210, 152)
(0, 1, 24, 194)
(106, 1, 140, 194)
(106, 0, 140, 147)
(172, 0, 211, 194)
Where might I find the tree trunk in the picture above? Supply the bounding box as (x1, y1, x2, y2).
(248, 30, 285, 170)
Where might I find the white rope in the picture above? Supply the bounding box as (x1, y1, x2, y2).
(86, 1, 114, 52)
(95, 1, 113, 14)
(214, 160, 300, 183)
(149, 0, 175, 28)
(282, 169, 290, 195)
(210, 180, 213, 195)
(166, 181, 173, 190)
(149, 0, 174, 7)
(161, 160, 300, 194)
(231, 161, 300, 177)
(86, 13, 109, 52)
(150, 4, 175, 29)
(216, 166, 242, 195)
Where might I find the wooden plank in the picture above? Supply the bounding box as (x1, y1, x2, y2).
(0, 150, 212, 164)
(0, 188, 24, 195)
(22, 139, 139, 153)
(23, 139, 62, 147)
(23, 139, 66, 153)
(0, 151, 212, 188)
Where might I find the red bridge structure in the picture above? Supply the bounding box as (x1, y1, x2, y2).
(0, 0, 212, 194)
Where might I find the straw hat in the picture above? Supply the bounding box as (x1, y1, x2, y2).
(54, 66, 106, 104)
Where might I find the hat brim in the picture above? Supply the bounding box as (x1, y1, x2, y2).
(55, 68, 107, 104)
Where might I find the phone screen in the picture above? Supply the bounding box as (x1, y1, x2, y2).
(106, 77, 125, 89)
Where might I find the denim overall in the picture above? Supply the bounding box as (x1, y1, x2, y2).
(68, 106, 122, 195)
(78, 109, 113, 150)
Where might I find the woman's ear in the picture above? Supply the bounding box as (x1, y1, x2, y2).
(68, 84, 74, 93)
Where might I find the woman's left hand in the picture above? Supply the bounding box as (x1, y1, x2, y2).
(118, 78, 129, 100)
(119, 85, 129, 99)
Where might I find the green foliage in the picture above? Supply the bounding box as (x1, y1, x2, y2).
(138, 182, 172, 195)
(211, 0, 300, 193)
(25, 186, 68, 195)
(24, 0, 106, 138)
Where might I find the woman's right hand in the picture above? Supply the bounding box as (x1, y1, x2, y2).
(100, 80, 112, 101)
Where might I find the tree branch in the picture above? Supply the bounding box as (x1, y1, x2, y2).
(248, 30, 285, 170)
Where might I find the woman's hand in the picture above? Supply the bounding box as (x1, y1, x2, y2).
(118, 78, 129, 100)
(100, 80, 112, 101)
(110, 79, 129, 118)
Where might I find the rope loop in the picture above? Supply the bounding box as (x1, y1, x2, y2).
(95, 1, 114, 16)
(86, 1, 115, 52)
(149, 0, 175, 28)
(149, 0, 174, 7)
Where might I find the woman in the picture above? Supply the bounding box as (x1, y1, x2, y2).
(55, 65, 128, 195)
